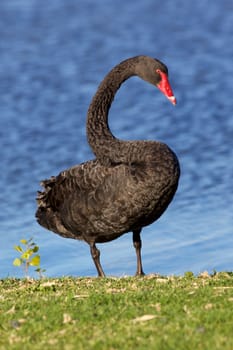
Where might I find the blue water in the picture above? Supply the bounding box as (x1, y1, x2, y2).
(1, 0, 233, 278)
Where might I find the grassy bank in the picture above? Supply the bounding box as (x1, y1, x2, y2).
(0, 272, 232, 350)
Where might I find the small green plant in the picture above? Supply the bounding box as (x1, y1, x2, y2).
(184, 271, 195, 279)
(13, 237, 46, 278)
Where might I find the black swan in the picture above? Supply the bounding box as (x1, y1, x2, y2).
(36, 55, 180, 277)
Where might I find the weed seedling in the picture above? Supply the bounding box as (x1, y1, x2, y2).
(13, 237, 45, 278)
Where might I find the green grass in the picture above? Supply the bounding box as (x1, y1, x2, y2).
(0, 272, 233, 350)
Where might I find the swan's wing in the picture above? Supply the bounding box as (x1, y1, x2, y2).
(36, 158, 177, 242)
(36, 160, 150, 238)
(58, 162, 140, 236)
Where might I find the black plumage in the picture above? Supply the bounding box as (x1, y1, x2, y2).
(36, 55, 180, 277)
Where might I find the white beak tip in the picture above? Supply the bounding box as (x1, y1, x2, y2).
(168, 96, 177, 105)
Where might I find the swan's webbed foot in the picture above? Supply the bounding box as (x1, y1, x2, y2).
(133, 229, 145, 276)
(90, 242, 106, 277)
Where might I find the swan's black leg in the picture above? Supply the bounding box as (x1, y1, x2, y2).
(90, 242, 106, 277)
(133, 229, 145, 276)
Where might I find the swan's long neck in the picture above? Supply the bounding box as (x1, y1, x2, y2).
(87, 58, 137, 163)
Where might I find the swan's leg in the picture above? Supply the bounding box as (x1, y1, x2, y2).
(90, 242, 106, 277)
(133, 229, 145, 276)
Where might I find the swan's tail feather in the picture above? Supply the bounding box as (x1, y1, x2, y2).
(36, 175, 73, 237)
(36, 176, 57, 208)
(36, 176, 57, 229)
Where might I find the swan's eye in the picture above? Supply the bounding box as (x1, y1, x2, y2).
(156, 69, 162, 81)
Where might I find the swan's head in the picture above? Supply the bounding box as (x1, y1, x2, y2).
(135, 56, 177, 105)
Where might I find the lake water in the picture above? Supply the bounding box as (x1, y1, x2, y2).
(1, 0, 233, 278)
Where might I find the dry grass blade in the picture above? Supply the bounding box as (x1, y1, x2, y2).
(132, 314, 156, 323)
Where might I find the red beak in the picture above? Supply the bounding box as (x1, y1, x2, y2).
(156, 69, 177, 105)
